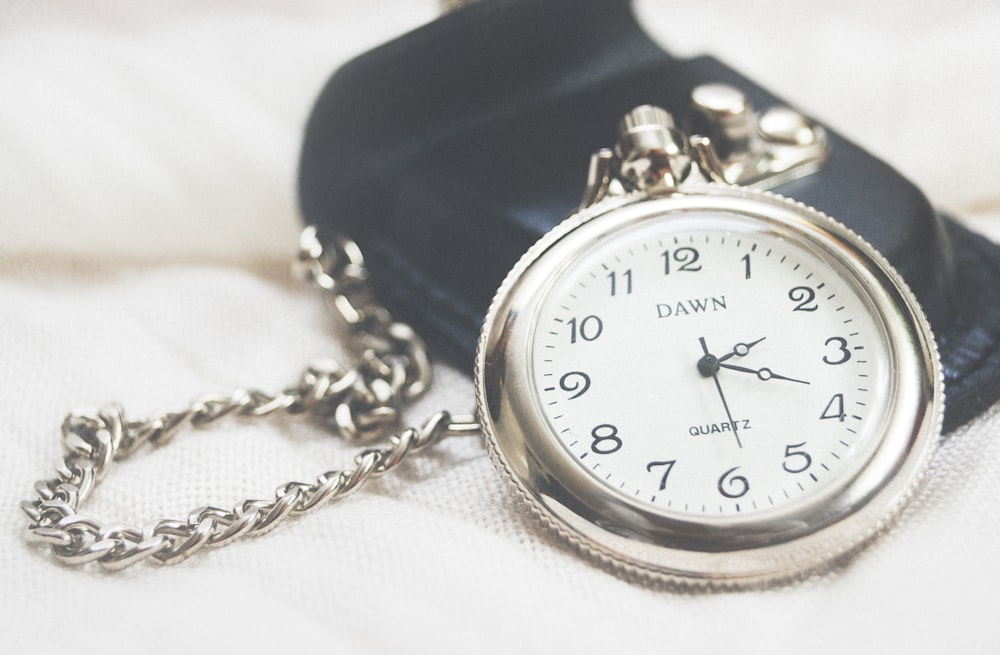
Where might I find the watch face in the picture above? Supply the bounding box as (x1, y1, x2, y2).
(477, 187, 941, 587)
(530, 212, 890, 519)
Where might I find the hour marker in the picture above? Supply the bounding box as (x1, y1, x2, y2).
(827, 294, 836, 300)
(836, 306, 845, 311)
(780, 256, 786, 263)
(544, 386, 555, 391)
(817, 283, 826, 289)
(809, 473, 818, 482)
(820, 463, 830, 471)
(793, 264, 800, 271)
(831, 452, 841, 459)
(796, 481, 805, 491)
(751, 243, 758, 252)
(805, 272, 813, 279)
(839, 440, 851, 447)
(851, 415, 862, 421)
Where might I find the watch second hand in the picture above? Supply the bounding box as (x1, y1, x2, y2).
(698, 337, 743, 449)
(719, 362, 811, 385)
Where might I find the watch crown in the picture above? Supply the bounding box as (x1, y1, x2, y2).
(616, 105, 691, 191)
(619, 104, 675, 133)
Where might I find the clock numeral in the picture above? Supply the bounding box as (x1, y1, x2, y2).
(717, 466, 749, 499)
(741, 253, 751, 280)
(788, 286, 818, 312)
(558, 371, 591, 400)
(822, 336, 852, 365)
(590, 424, 622, 455)
(607, 269, 633, 296)
(820, 393, 847, 422)
(662, 247, 702, 275)
(782, 442, 813, 474)
(568, 315, 603, 344)
(646, 459, 676, 491)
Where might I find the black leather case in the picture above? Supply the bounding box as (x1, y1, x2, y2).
(299, 0, 1000, 432)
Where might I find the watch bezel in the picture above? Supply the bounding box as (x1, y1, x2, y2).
(475, 185, 942, 587)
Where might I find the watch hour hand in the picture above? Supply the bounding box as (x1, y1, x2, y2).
(718, 362, 811, 385)
(717, 337, 766, 363)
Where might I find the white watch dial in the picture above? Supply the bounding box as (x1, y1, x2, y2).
(530, 212, 890, 517)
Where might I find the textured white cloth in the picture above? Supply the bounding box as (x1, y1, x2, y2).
(2, 1, 999, 652)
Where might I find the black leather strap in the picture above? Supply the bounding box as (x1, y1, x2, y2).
(299, 0, 1000, 432)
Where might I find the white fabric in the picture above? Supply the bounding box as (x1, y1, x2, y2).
(2, 1, 998, 652)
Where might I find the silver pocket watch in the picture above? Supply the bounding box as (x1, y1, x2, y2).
(477, 95, 942, 587)
(23, 86, 942, 587)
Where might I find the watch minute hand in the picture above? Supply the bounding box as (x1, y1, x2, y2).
(718, 362, 811, 385)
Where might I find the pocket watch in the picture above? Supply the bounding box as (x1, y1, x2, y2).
(475, 100, 943, 588)
(22, 89, 942, 587)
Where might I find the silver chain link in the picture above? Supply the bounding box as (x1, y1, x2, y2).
(21, 226, 480, 569)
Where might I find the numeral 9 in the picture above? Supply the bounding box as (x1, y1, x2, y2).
(558, 371, 591, 399)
